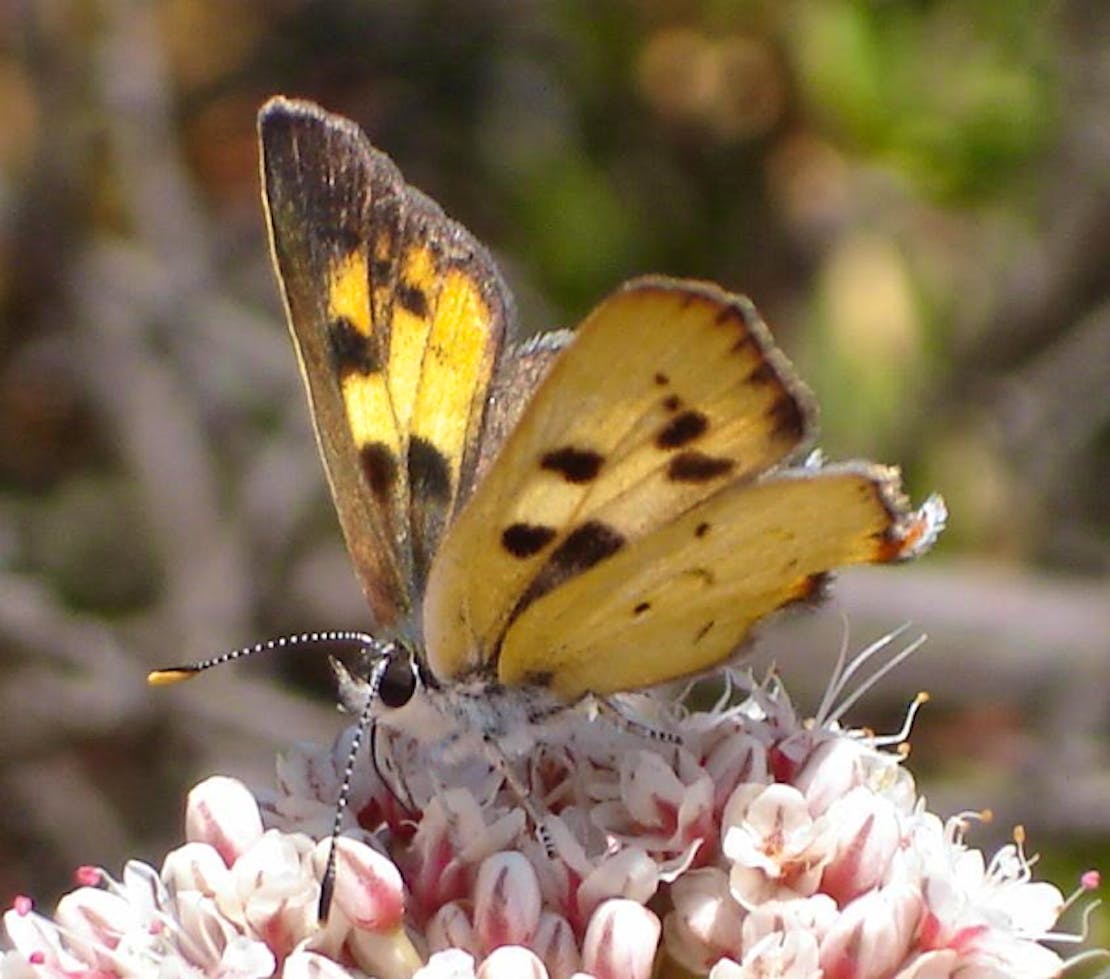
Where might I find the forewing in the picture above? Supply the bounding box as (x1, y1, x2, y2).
(423, 277, 818, 679)
(259, 97, 512, 627)
(499, 463, 940, 699)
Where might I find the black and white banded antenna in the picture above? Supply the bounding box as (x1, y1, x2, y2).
(316, 654, 389, 920)
(148, 629, 385, 920)
(147, 630, 378, 685)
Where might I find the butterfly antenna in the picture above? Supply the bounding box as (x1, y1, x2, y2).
(317, 653, 387, 921)
(147, 630, 377, 685)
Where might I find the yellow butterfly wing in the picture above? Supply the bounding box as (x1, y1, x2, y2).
(423, 277, 820, 680)
(259, 97, 512, 629)
(500, 463, 934, 699)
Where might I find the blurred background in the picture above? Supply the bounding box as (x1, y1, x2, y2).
(0, 0, 1106, 948)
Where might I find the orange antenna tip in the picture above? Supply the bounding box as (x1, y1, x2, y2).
(147, 667, 201, 686)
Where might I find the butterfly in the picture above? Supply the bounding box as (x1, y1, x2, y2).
(155, 96, 943, 770)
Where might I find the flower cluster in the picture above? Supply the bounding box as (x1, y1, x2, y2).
(2, 638, 1096, 978)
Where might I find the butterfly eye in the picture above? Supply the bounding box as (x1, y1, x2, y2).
(378, 651, 418, 709)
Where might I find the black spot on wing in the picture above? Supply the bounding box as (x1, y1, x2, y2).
(714, 304, 758, 353)
(694, 620, 715, 643)
(667, 451, 734, 483)
(360, 442, 398, 500)
(633, 601, 651, 615)
(662, 394, 683, 412)
(520, 669, 555, 688)
(541, 446, 604, 483)
(654, 372, 670, 386)
(695, 522, 710, 538)
(767, 395, 807, 442)
(732, 334, 758, 355)
(656, 410, 708, 449)
(547, 521, 624, 576)
(746, 361, 778, 387)
(396, 282, 429, 318)
(408, 437, 452, 502)
(502, 523, 557, 558)
(328, 317, 380, 375)
(503, 521, 626, 634)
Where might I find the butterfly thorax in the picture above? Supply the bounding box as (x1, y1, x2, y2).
(332, 644, 572, 763)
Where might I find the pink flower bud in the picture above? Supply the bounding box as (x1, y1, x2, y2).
(474, 852, 542, 952)
(326, 835, 406, 932)
(702, 729, 769, 812)
(185, 776, 264, 864)
(532, 910, 581, 979)
(819, 882, 922, 979)
(793, 737, 867, 814)
(55, 887, 137, 962)
(161, 841, 234, 902)
(427, 901, 479, 957)
(581, 898, 660, 979)
(820, 788, 901, 904)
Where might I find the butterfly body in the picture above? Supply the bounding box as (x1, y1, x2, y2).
(254, 96, 944, 763)
(333, 645, 576, 767)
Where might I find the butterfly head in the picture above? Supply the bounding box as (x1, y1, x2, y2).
(331, 637, 469, 751)
(334, 637, 414, 708)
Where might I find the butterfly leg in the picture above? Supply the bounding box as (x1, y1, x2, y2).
(595, 696, 683, 746)
(478, 733, 556, 858)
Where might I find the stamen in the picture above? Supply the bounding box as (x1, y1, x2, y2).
(820, 629, 926, 729)
(870, 691, 929, 747)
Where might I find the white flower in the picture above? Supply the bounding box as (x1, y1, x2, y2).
(722, 783, 833, 908)
(3, 634, 1090, 978)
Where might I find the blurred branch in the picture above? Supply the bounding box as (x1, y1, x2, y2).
(97, 0, 214, 295)
(72, 240, 254, 654)
(770, 559, 1110, 839)
(0, 571, 142, 757)
(774, 560, 1109, 707)
(0, 562, 338, 761)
